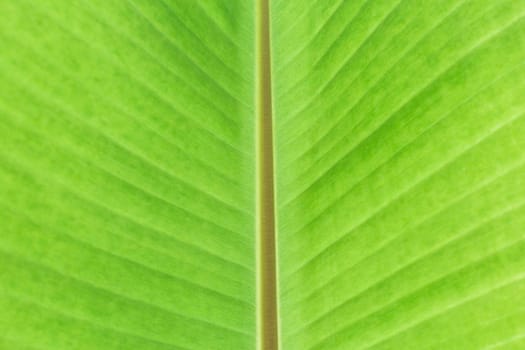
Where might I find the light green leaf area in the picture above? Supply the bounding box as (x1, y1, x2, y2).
(272, 0, 525, 349)
(0, 1, 255, 349)
(2, 0, 525, 349)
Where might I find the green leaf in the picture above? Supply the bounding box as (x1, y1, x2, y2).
(272, 0, 525, 349)
(2, 0, 525, 349)
(0, 1, 255, 349)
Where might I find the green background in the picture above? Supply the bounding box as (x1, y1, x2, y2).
(2, 0, 525, 349)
